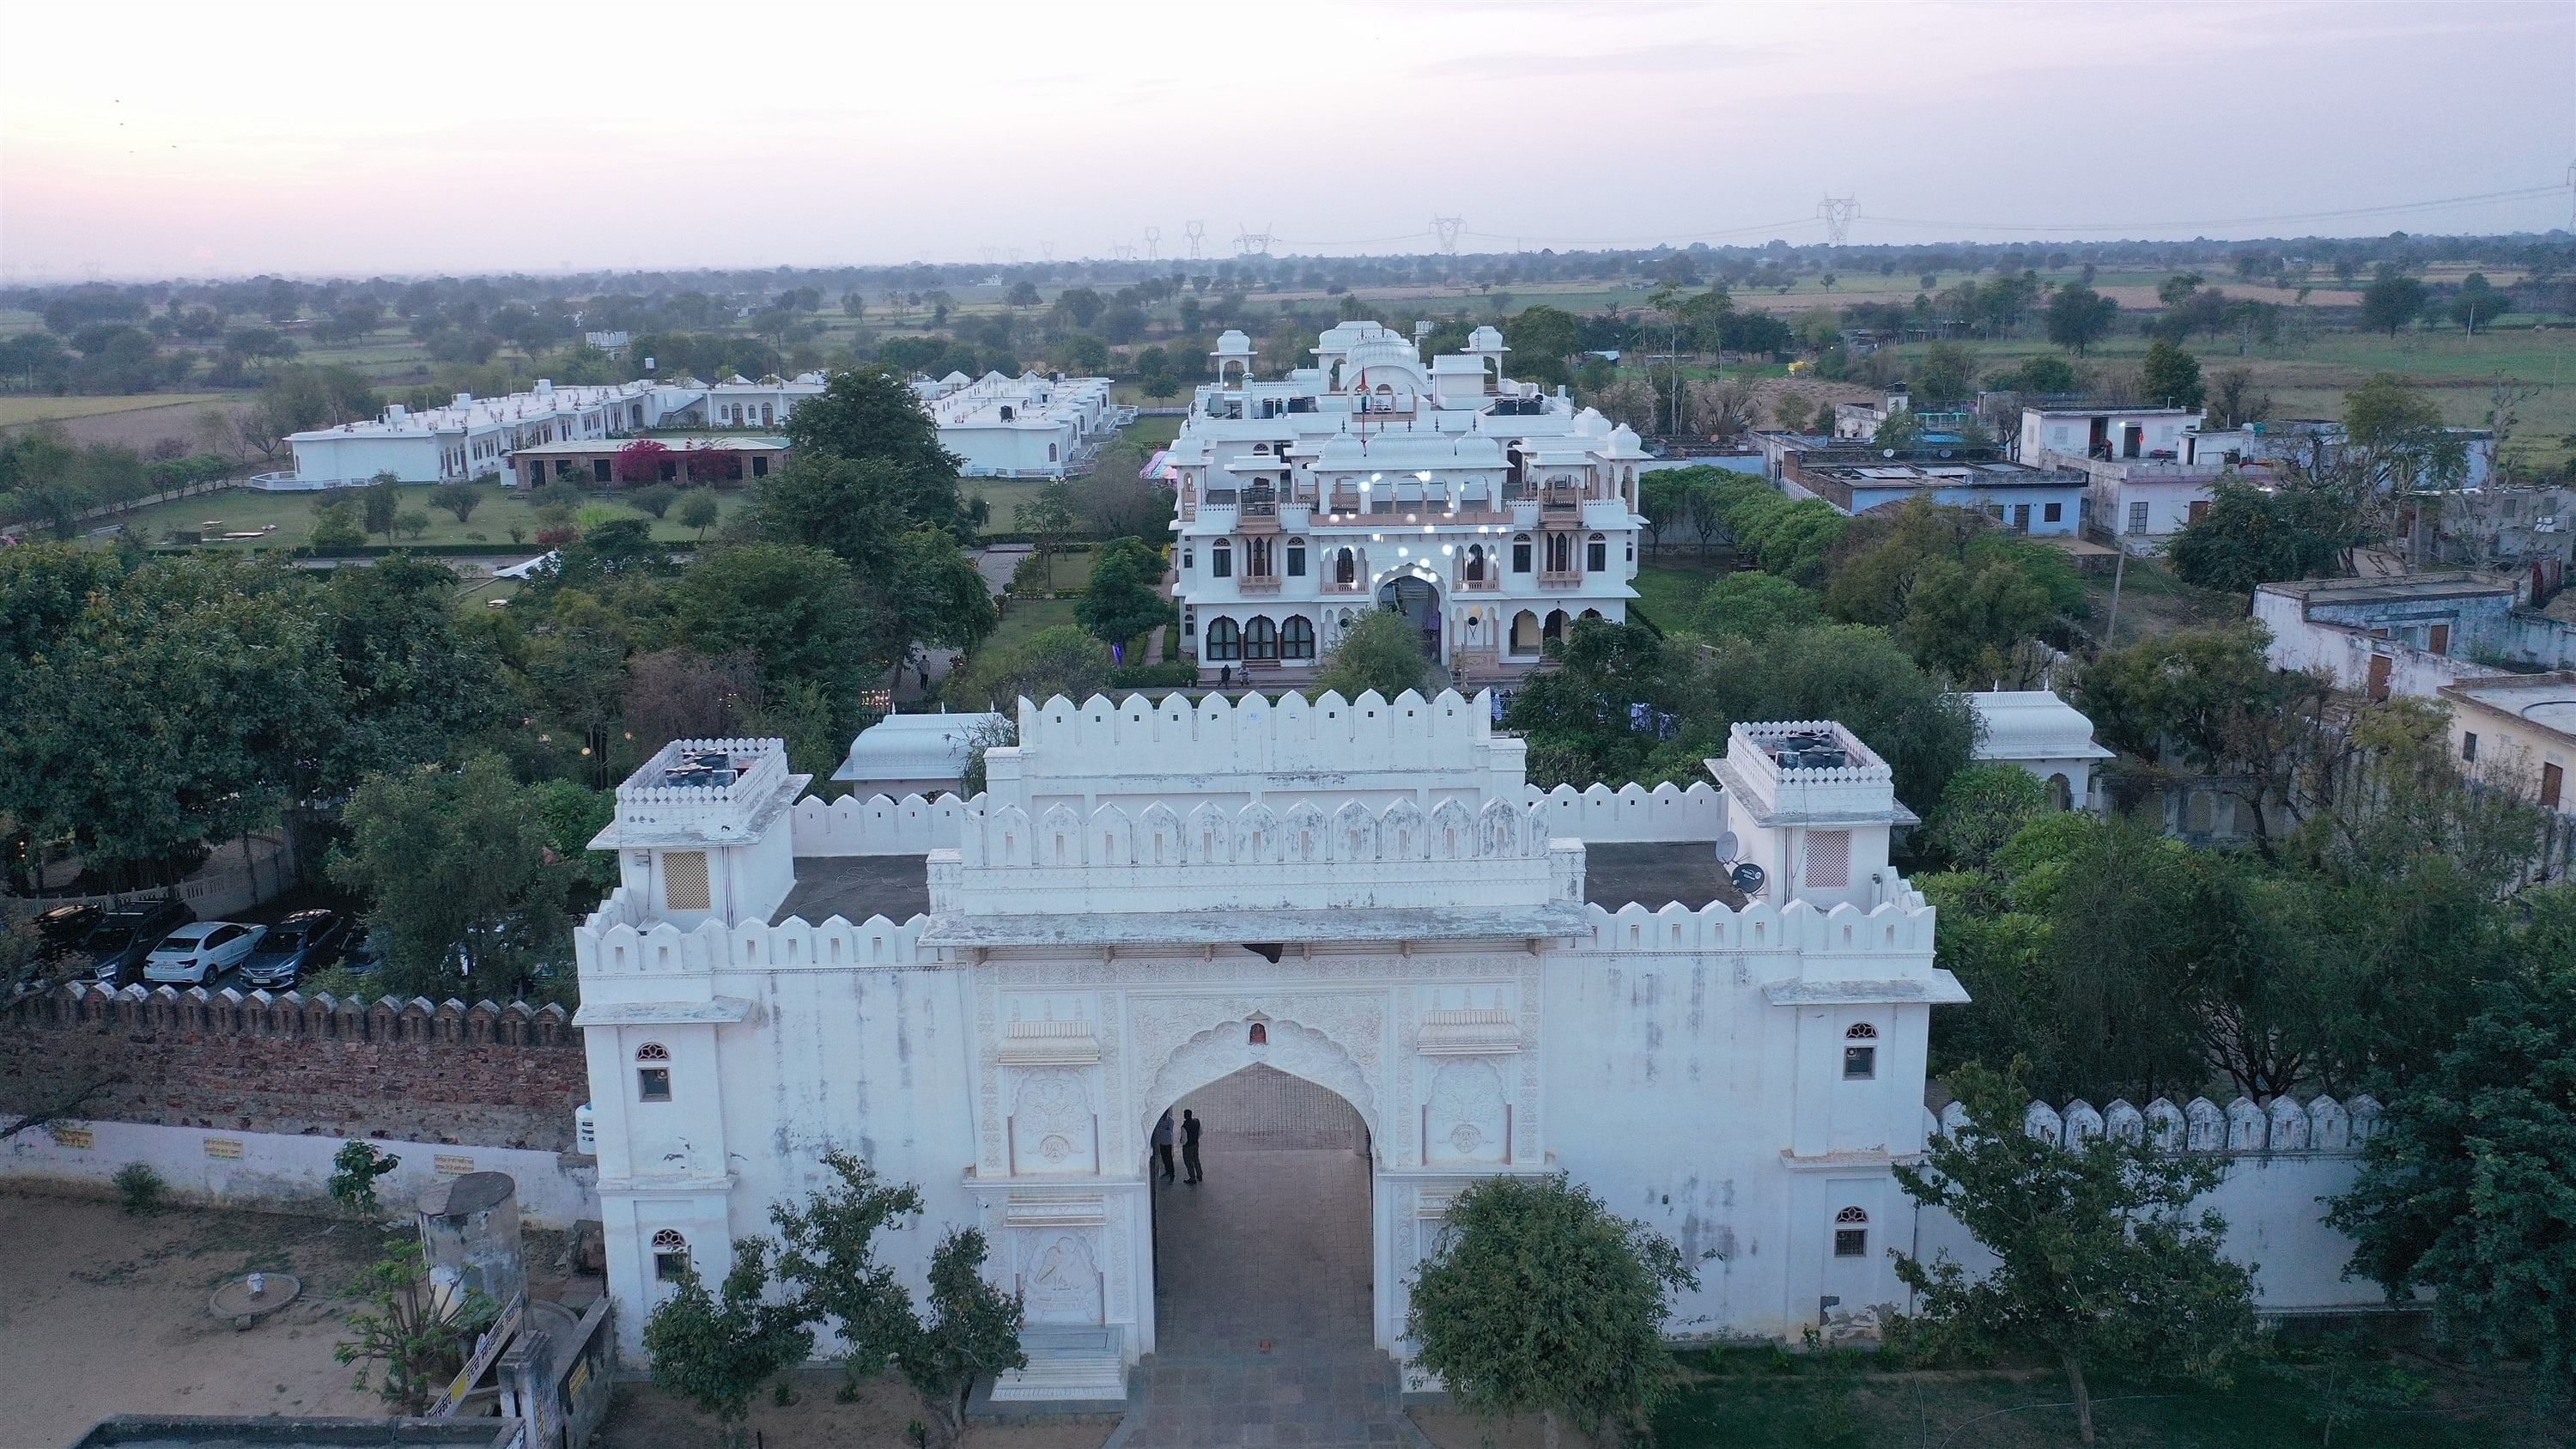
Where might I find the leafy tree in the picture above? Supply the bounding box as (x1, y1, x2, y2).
(307, 555, 511, 798)
(8, 553, 325, 876)
(2448, 272, 2510, 332)
(309, 497, 367, 552)
(1314, 608, 1438, 700)
(2139, 339, 2206, 411)
(1075, 537, 1170, 648)
(1923, 763, 2052, 871)
(334, 1237, 498, 1416)
(1690, 569, 1821, 641)
(2165, 478, 2354, 594)
(428, 482, 482, 525)
(1703, 623, 1978, 812)
(642, 1236, 815, 1449)
(630, 483, 680, 520)
(394, 508, 432, 542)
(772, 1151, 1026, 1446)
(1075, 440, 1174, 538)
(781, 367, 969, 536)
(1019, 480, 1079, 590)
(949, 625, 1115, 709)
(1405, 1172, 1699, 1449)
(677, 488, 723, 539)
(2328, 899, 2576, 1396)
(2204, 367, 2271, 429)
(615, 438, 674, 484)
(1821, 500, 2081, 680)
(1769, 391, 1814, 433)
(2359, 274, 2427, 335)
(1872, 409, 1926, 451)
(1891, 1065, 2257, 1444)
(670, 543, 877, 721)
(1986, 355, 2081, 394)
(328, 1142, 401, 1216)
(1912, 340, 1974, 404)
(327, 753, 578, 1002)
(2044, 284, 2119, 356)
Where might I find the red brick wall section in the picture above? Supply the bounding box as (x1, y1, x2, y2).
(0, 984, 586, 1151)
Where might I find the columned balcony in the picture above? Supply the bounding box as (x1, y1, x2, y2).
(1236, 572, 1283, 594)
(1537, 569, 1584, 588)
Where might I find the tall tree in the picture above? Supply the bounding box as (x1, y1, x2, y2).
(781, 366, 969, 536)
(670, 543, 878, 717)
(2139, 339, 2206, 411)
(1074, 537, 1170, 648)
(1312, 608, 1438, 701)
(1405, 1172, 1699, 1449)
(2358, 274, 2427, 335)
(1892, 1066, 2257, 1444)
(2328, 898, 2576, 1397)
(2044, 284, 2119, 356)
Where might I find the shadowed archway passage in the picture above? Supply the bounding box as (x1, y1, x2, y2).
(1133, 1064, 1411, 1447)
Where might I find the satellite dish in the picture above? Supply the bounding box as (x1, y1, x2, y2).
(1712, 831, 1741, 861)
(1729, 862, 1768, 897)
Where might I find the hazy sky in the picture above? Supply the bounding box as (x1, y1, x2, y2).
(3, 0, 2570, 280)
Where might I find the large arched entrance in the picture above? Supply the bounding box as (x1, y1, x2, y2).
(1142, 1063, 1395, 1439)
(1375, 574, 1443, 662)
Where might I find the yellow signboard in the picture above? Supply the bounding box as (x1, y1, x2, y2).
(204, 1137, 245, 1160)
(48, 1125, 94, 1150)
(434, 1154, 476, 1176)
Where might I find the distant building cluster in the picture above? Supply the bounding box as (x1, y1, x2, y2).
(909, 370, 1129, 479)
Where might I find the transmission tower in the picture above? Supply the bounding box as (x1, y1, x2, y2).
(1184, 221, 1206, 260)
(1232, 222, 1273, 257)
(1112, 245, 1138, 261)
(1144, 226, 1162, 260)
(1818, 196, 1859, 246)
(980, 247, 999, 267)
(1431, 216, 1464, 256)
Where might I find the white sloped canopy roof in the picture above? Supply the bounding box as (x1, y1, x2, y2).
(833, 711, 1008, 785)
(1963, 691, 2115, 763)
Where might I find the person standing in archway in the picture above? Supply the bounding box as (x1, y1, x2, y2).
(1153, 1108, 1177, 1184)
(1181, 1109, 1206, 1185)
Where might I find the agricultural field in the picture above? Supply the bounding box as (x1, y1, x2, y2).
(0, 392, 229, 427)
(94, 479, 751, 552)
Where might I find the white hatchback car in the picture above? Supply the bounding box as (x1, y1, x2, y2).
(143, 921, 268, 986)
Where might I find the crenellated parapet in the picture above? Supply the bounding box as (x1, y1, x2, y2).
(1525, 781, 1726, 843)
(1939, 1093, 2386, 1157)
(791, 792, 969, 856)
(1577, 893, 1935, 957)
(3, 981, 576, 1046)
(576, 910, 933, 977)
(1011, 689, 1507, 778)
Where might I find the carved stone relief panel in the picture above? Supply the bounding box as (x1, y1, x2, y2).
(1008, 1068, 1098, 1174)
(1017, 1228, 1104, 1324)
(1424, 1060, 1510, 1166)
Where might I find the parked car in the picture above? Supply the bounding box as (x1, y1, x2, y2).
(238, 909, 350, 989)
(143, 921, 267, 986)
(82, 898, 196, 985)
(33, 904, 103, 958)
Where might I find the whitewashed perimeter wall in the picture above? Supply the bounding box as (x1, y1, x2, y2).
(792, 793, 968, 856)
(2, 1118, 596, 1227)
(1913, 1097, 2395, 1312)
(1012, 689, 1504, 777)
(1526, 782, 1726, 843)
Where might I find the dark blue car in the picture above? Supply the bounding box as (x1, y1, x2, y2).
(239, 909, 351, 990)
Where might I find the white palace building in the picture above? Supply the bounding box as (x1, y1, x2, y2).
(1165, 323, 1652, 684)
(574, 692, 1959, 1397)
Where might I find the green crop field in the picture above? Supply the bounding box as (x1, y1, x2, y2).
(0, 393, 230, 427)
(93, 480, 750, 551)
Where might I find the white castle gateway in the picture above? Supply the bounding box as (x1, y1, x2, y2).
(574, 692, 1957, 1396)
(1164, 324, 1651, 684)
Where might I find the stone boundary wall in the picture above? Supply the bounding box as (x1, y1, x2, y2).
(2, 1117, 596, 1227)
(0, 984, 586, 1151)
(791, 792, 967, 856)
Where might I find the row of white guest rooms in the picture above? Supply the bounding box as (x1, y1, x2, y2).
(1167, 323, 1649, 682)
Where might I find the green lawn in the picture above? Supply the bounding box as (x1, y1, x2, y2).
(1633, 551, 1739, 630)
(95, 480, 751, 551)
(2083, 554, 2247, 646)
(1652, 1354, 2552, 1449)
(986, 594, 1079, 655)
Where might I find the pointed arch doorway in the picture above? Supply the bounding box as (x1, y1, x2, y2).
(1151, 1064, 1374, 1356)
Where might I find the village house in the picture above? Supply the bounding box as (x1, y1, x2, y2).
(2254, 571, 2576, 703)
(2441, 671, 2575, 812)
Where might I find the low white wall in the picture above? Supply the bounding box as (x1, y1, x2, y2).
(1914, 1153, 2381, 1312)
(1528, 781, 1727, 843)
(2, 1117, 597, 1227)
(790, 793, 967, 856)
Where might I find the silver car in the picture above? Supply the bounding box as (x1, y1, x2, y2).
(142, 922, 268, 986)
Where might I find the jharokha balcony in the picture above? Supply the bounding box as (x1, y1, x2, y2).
(1537, 569, 1585, 588)
(1236, 571, 1283, 594)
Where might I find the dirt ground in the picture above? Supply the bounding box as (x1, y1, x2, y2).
(0, 395, 257, 454)
(0, 1189, 398, 1444)
(598, 1367, 1114, 1449)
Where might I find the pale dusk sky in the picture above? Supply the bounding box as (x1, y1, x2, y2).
(2, 0, 2569, 279)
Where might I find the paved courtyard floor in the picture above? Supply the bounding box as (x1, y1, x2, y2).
(1127, 1070, 1410, 1447)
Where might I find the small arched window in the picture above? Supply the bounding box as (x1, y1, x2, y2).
(1286, 538, 1307, 576)
(1510, 610, 1541, 653)
(1587, 532, 1607, 572)
(1465, 544, 1485, 581)
(1248, 1022, 1268, 1045)
(1281, 615, 1317, 661)
(1244, 616, 1279, 662)
(1511, 533, 1533, 573)
(999, 405, 1014, 421)
(1833, 1208, 1869, 1257)
(653, 1228, 691, 1281)
(1206, 617, 1242, 661)
(1843, 1024, 1877, 1081)
(635, 1043, 671, 1061)
(1334, 547, 1357, 584)
(1211, 539, 1232, 579)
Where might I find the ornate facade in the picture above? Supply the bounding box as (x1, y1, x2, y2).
(574, 692, 1960, 1397)
(1164, 323, 1651, 684)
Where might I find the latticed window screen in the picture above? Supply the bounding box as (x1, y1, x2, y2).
(663, 850, 711, 910)
(1806, 831, 1850, 889)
